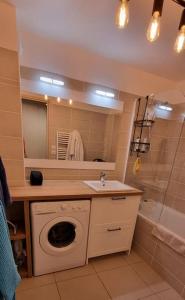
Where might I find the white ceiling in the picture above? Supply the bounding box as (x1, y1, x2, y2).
(10, 0, 185, 81)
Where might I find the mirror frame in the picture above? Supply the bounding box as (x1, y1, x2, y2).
(24, 158, 116, 170)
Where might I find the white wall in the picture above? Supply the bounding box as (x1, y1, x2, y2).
(155, 80, 185, 104)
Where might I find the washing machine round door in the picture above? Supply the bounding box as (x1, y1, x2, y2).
(40, 217, 83, 256)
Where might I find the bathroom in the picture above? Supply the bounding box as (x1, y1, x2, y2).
(0, 0, 185, 299)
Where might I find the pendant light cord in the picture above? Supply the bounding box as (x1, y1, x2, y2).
(172, 0, 185, 8)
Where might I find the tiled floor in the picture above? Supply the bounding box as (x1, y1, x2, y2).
(16, 251, 183, 300)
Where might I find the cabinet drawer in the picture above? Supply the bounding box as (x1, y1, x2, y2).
(90, 196, 140, 223)
(88, 222, 134, 258)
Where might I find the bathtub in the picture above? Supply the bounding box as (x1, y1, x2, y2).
(138, 200, 185, 256)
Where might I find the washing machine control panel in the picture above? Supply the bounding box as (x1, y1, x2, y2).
(32, 200, 90, 214)
(60, 203, 88, 211)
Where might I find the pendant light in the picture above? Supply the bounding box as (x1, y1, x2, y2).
(174, 9, 185, 53)
(147, 0, 164, 42)
(115, 0, 129, 29)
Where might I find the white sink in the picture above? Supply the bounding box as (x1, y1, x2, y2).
(83, 180, 133, 192)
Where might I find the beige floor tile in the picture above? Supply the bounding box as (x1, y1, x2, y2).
(123, 251, 143, 265)
(57, 274, 110, 300)
(90, 253, 128, 273)
(131, 262, 170, 293)
(16, 273, 55, 291)
(98, 265, 153, 300)
(157, 288, 183, 300)
(16, 283, 60, 300)
(54, 263, 95, 282)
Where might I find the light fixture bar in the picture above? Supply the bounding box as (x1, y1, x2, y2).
(172, 0, 185, 8)
(158, 105, 173, 111)
(95, 90, 115, 98)
(53, 79, 65, 86)
(40, 76, 64, 86)
(40, 77, 52, 84)
(152, 0, 164, 16)
(179, 9, 185, 30)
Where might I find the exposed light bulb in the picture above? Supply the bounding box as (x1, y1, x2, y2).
(147, 11, 160, 42)
(57, 97, 61, 103)
(115, 0, 129, 29)
(69, 99, 73, 105)
(44, 94, 48, 100)
(174, 8, 185, 55)
(174, 26, 185, 53)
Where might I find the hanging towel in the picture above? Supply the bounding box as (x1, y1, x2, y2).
(0, 181, 5, 209)
(0, 201, 21, 300)
(133, 157, 141, 175)
(66, 130, 84, 161)
(0, 158, 11, 208)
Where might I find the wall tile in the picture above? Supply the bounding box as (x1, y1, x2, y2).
(0, 83, 21, 112)
(3, 159, 25, 182)
(0, 136, 23, 160)
(133, 241, 153, 265)
(151, 259, 184, 296)
(0, 47, 19, 81)
(134, 227, 157, 257)
(155, 243, 185, 284)
(0, 110, 22, 137)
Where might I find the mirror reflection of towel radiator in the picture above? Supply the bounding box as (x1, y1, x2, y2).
(56, 131, 70, 160)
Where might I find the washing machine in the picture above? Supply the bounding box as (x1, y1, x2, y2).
(31, 200, 90, 276)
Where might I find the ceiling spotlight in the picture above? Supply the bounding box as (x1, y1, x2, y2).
(147, 0, 164, 42)
(95, 90, 115, 98)
(115, 0, 129, 29)
(158, 104, 173, 111)
(53, 79, 64, 86)
(40, 77, 52, 84)
(69, 99, 73, 105)
(174, 9, 185, 53)
(57, 97, 61, 103)
(44, 94, 48, 100)
(40, 76, 64, 86)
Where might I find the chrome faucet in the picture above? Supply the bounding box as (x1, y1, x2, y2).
(100, 171, 106, 186)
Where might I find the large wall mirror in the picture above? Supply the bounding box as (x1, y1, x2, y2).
(22, 93, 123, 166)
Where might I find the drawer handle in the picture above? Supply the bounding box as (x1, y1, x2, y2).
(107, 227, 122, 232)
(36, 211, 56, 215)
(112, 196, 127, 200)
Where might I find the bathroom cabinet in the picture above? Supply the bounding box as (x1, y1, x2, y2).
(10, 181, 142, 277)
(88, 196, 140, 258)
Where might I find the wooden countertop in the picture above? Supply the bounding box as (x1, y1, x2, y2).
(10, 180, 143, 202)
